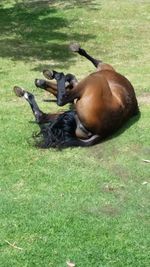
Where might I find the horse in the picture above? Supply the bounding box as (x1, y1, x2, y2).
(13, 44, 139, 148)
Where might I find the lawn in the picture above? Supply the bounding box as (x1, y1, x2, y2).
(0, 0, 150, 266)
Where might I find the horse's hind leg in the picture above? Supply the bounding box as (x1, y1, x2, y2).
(13, 86, 57, 124)
(70, 43, 102, 68)
(70, 43, 115, 71)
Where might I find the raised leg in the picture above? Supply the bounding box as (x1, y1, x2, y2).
(13, 86, 59, 124)
(35, 71, 78, 98)
(70, 43, 102, 68)
(70, 43, 116, 71)
(49, 71, 79, 106)
(35, 79, 58, 97)
(65, 73, 78, 88)
(53, 72, 66, 106)
(42, 69, 78, 89)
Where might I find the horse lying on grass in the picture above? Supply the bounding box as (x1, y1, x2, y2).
(14, 44, 139, 148)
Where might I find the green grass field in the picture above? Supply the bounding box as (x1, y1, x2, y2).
(0, 1, 150, 266)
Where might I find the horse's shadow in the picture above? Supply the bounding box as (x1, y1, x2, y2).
(104, 111, 141, 143)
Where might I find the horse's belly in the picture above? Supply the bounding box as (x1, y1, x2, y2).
(76, 96, 124, 135)
(76, 97, 105, 133)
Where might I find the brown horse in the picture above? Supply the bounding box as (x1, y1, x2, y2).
(14, 44, 139, 148)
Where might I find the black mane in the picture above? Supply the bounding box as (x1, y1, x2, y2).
(33, 110, 101, 149)
(34, 111, 78, 148)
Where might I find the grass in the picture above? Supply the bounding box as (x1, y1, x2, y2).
(0, 0, 150, 266)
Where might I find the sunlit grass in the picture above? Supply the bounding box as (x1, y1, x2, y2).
(0, 1, 149, 266)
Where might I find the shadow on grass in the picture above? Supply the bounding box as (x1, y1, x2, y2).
(19, 0, 101, 10)
(89, 111, 141, 156)
(0, 0, 98, 70)
(110, 111, 141, 140)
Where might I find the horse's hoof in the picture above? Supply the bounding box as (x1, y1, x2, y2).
(35, 79, 47, 89)
(13, 86, 25, 97)
(43, 69, 54, 80)
(69, 43, 80, 52)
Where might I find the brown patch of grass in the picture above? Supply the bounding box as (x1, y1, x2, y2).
(86, 202, 121, 218)
(109, 164, 130, 181)
(101, 183, 127, 205)
(138, 93, 150, 105)
(102, 184, 125, 193)
(100, 204, 120, 217)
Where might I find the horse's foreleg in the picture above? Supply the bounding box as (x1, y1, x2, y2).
(35, 79, 58, 97)
(65, 73, 78, 88)
(42, 69, 78, 89)
(54, 72, 66, 106)
(13, 86, 59, 124)
(51, 71, 78, 106)
(36, 70, 79, 106)
(70, 43, 102, 68)
(35, 73, 78, 98)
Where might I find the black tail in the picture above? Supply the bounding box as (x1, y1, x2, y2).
(33, 111, 100, 149)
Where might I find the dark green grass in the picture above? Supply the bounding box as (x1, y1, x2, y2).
(0, 1, 150, 266)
